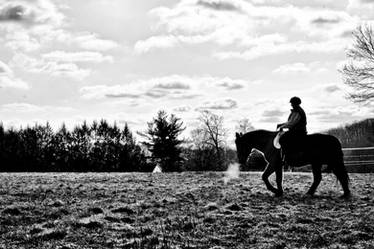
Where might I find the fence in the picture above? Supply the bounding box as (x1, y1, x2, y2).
(342, 147, 374, 173)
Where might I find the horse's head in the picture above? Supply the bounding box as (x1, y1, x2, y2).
(235, 132, 252, 165)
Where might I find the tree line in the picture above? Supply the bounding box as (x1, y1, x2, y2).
(0, 120, 150, 172)
(0, 110, 244, 172)
(326, 118, 374, 148)
(1, 110, 372, 172)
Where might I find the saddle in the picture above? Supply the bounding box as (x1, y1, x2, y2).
(273, 131, 285, 149)
(274, 131, 308, 166)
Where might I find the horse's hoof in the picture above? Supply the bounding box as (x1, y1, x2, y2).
(340, 193, 351, 199)
(274, 191, 283, 197)
(305, 192, 314, 197)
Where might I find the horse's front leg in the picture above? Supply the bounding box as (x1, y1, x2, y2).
(262, 163, 280, 196)
(306, 163, 322, 196)
(275, 163, 284, 197)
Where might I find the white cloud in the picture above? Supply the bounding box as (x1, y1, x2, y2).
(11, 53, 91, 81)
(173, 105, 191, 112)
(0, 76, 29, 89)
(0, 0, 120, 55)
(73, 33, 119, 51)
(198, 98, 238, 110)
(4, 31, 41, 51)
(79, 75, 248, 100)
(0, 103, 44, 113)
(135, 0, 357, 58)
(214, 39, 349, 60)
(0, 103, 75, 113)
(135, 35, 179, 53)
(42, 51, 114, 63)
(273, 62, 330, 74)
(0, 60, 12, 74)
(347, 0, 374, 19)
(0, 60, 29, 89)
(273, 63, 311, 74)
(0, 0, 64, 26)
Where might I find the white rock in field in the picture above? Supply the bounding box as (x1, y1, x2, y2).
(152, 164, 162, 173)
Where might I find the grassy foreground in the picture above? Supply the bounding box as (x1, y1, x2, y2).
(0, 172, 373, 249)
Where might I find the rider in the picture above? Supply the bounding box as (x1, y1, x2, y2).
(277, 96, 307, 164)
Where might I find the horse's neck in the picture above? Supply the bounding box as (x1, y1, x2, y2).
(250, 131, 276, 152)
(253, 140, 273, 153)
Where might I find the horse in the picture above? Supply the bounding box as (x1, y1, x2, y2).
(235, 130, 351, 198)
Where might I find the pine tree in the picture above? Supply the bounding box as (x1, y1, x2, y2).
(140, 110, 185, 172)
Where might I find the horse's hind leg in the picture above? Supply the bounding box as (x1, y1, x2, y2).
(306, 163, 322, 196)
(331, 163, 351, 198)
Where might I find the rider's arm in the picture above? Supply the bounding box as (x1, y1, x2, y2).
(279, 112, 301, 129)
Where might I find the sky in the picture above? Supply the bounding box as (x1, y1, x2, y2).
(0, 0, 374, 144)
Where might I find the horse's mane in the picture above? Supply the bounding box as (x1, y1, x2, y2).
(241, 129, 277, 140)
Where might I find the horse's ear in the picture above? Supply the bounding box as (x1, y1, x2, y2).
(240, 132, 243, 136)
(235, 132, 240, 138)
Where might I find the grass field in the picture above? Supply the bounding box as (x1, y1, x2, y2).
(0, 172, 373, 249)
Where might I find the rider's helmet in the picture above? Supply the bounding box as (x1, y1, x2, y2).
(290, 96, 301, 105)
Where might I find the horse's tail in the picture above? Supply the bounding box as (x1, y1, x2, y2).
(328, 136, 350, 195)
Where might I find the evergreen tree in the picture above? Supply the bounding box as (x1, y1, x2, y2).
(119, 123, 150, 172)
(140, 110, 185, 172)
(71, 121, 91, 171)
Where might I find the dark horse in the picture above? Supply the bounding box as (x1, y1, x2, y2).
(235, 130, 350, 198)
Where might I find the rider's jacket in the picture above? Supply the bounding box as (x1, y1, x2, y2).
(287, 106, 307, 134)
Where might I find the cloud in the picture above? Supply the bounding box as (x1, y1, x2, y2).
(347, 0, 374, 19)
(0, 103, 44, 113)
(214, 39, 349, 60)
(105, 93, 141, 99)
(0, 1, 119, 55)
(260, 109, 286, 123)
(80, 85, 138, 100)
(216, 81, 245, 90)
(173, 106, 191, 112)
(43, 62, 91, 80)
(262, 109, 286, 117)
(199, 98, 238, 110)
(0, 0, 64, 26)
(0, 103, 76, 115)
(324, 85, 341, 93)
(0, 60, 12, 74)
(273, 63, 311, 74)
(154, 82, 190, 90)
(42, 51, 114, 63)
(0, 103, 76, 129)
(311, 17, 341, 25)
(311, 83, 345, 97)
(133, 0, 358, 62)
(134, 35, 178, 53)
(0, 76, 29, 89)
(260, 116, 281, 123)
(0, 60, 29, 89)
(11, 53, 91, 81)
(197, 0, 241, 12)
(79, 75, 248, 101)
(273, 61, 330, 75)
(73, 33, 119, 51)
(5, 31, 41, 51)
(0, 5, 26, 22)
(311, 106, 371, 124)
(145, 89, 169, 98)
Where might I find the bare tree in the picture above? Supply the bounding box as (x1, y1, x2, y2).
(341, 24, 374, 103)
(192, 110, 227, 164)
(236, 118, 255, 134)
